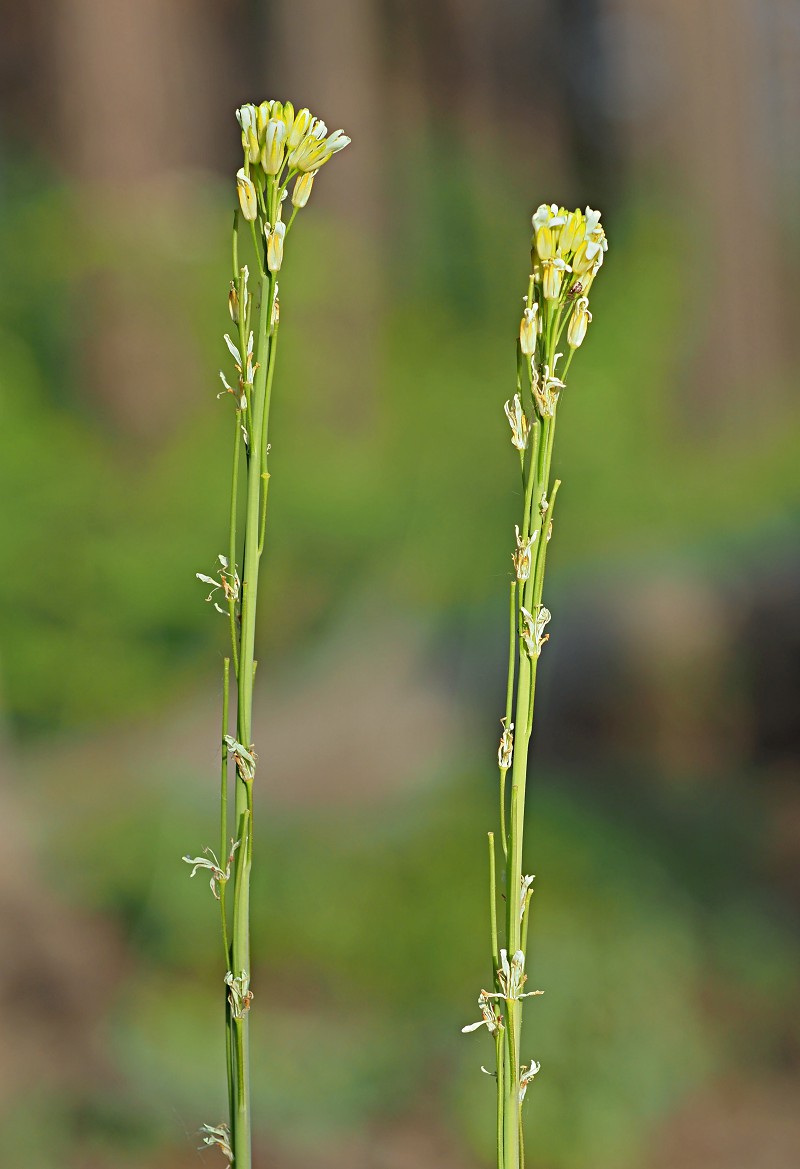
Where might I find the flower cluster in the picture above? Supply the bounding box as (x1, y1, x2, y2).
(506, 205, 607, 448)
(531, 203, 607, 311)
(233, 101, 350, 272)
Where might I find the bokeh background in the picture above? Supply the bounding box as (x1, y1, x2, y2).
(1, 1, 799, 1166)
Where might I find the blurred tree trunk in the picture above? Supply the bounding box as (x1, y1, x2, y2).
(609, 0, 787, 420)
(47, 0, 235, 435)
(271, 0, 385, 435)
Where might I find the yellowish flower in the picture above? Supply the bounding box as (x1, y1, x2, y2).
(541, 257, 569, 301)
(558, 209, 584, 255)
(519, 302, 539, 356)
(266, 220, 286, 272)
(261, 119, 286, 175)
(291, 171, 316, 208)
(567, 296, 592, 348)
(236, 168, 258, 221)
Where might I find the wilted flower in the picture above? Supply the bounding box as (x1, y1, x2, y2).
(182, 839, 240, 899)
(498, 718, 514, 770)
(519, 874, 535, 923)
(462, 990, 504, 1035)
(225, 970, 253, 1019)
(504, 393, 530, 451)
(532, 357, 565, 418)
(199, 1123, 233, 1163)
(520, 605, 551, 659)
(512, 525, 537, 582)
(485, 949, 544, 1002)
(519, 1059, 541, 1102)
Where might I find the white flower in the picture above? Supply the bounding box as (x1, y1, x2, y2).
(485, 949, 544, 1002)
(223, 331, 255, 386)
(498, 718, 514, 770)
(182, 839, 239, 899)
(236, 168, 258, 221)
(519, 1059, 541, 1102)
(462, 989, 503, 1035)
(196, 553, 241, 615)
(199, 1122, 233, 1162)
(512, 524, 537, 582)
(532, 203, 564, 231)
(504, 393, 530, 451)
(520, 605, 551, 659)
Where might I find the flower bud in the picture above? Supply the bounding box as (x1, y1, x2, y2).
(281, 101, 295, 137)
(559, 209, 584, 255)
(257, 101, 271, 136)
(535, 225, 556, 260)
(291, 171, 316, 208)
(567, 296, 592, 348)
(261, 119, 286, 175)
(571, 241, 593, 275)
(287, 107, 312, 150)
(519, 303, 539, 356)
(541, 258, 568, 301)
(236, 169, 258, 221)
(266, 220, 286, 272)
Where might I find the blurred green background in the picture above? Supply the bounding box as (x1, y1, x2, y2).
(1, 1, 799, 1167)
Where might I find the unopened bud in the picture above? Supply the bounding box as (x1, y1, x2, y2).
(558, 209, 584, 256)
(541, 258, 568, 302)
(287, 107, 312, 150)
(519, 302, 539, 356)
(236, 169, 258, 221)
(567, 296, 592, 348)
(261, 119, 286, 176)
(266, 220, 286, 272)
(292, 171, 316, 208)
(535, 225, 556, 260)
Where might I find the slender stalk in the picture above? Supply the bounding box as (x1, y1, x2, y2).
(188, 101, 351, 1169)
(461, 204, 608, 1169)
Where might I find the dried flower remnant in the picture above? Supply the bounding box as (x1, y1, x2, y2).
(504, 393, 530, 451)
(498, 719, 514, 770)
(512, 525, 537, 582)
(183, 840, 240, 900)
(199, 1123, 234, 1163)
(462, 990, 504, 1035)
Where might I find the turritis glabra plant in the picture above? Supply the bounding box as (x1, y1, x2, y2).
(182, 100, 350, 1168)
(461, 204, 608, 1169)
